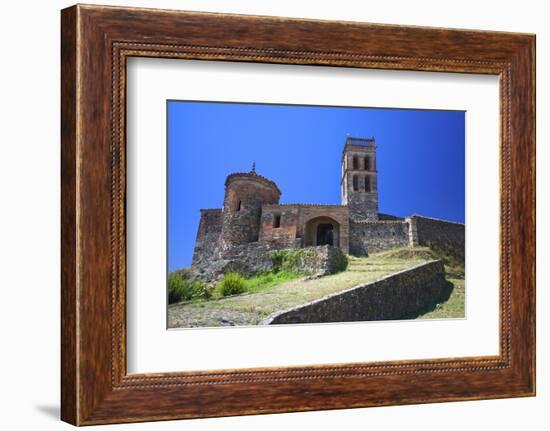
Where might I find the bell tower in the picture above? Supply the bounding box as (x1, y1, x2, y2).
(341, 136, 379, 221)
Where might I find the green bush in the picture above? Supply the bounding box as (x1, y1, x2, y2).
(194, 282, 214, 300)
(270, 250, 288, 272)
(168, 273, 210, 304)
(333, 252, 349, 273)
(215, 272, 247, 297)
(281, 250, 298, 270)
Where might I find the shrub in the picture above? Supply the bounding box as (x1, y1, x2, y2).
(270, 250, 288, 273)
(215, 272, 247, 297)
(168, 273, 190, 304)
(333, 251, 349, 273)
(168, 273, 210, 304)
(194, 282, 214, 300)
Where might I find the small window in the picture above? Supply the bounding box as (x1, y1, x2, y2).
(236, 200, 242, 211)
(365, 156, 370, 171)
(365, 176, 371, 192)
(352, 175, 358, 191)
(352, 155, 359, 170)
(273, 214, 281, 228)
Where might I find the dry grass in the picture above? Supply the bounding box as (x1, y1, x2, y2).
(417, 277, 465, 319)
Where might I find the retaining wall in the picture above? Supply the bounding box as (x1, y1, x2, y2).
(262, 260, 450, 325)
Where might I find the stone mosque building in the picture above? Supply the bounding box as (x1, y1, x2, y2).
(191, 136, 464, 274)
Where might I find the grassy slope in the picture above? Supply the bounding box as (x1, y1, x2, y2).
(416, 259, 465, 320)
(168, 247, 463, 328)
(226, 271, 302, 295)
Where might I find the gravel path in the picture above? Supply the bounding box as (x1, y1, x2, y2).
(168, 306, 263, 328)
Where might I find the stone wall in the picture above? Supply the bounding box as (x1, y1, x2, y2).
(191, 209, 222, 265)
(262, 260, 450, 324)
(191, 239, 300, 281)
(341, 139, 379, 222)
(191, 242, 347, 282)
(349, 220, 410, 256)
(409, 215, 465, 262)
(219, 173, 281, 252)
(279, 245, 348, 276)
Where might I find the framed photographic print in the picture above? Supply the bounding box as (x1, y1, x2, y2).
(61, 4, 535, 425)
(164, 101, 465, 329)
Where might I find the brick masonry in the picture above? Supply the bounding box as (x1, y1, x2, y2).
(261, 260, 451, 324)
(259, 204, 350, 254)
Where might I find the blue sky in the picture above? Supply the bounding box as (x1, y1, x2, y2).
(168, 100, 465, 271)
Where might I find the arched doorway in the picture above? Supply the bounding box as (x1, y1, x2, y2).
(317, 223, 334, 246)
(305, 216, 340, 248)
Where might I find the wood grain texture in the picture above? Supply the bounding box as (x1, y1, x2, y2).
(60, 4, 536, 425)
(60, 5, 78, 425)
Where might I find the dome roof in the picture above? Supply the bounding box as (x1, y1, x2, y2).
(225, 171, 281, 195)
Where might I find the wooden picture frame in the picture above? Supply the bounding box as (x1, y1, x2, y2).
(61, 4, 535, 425)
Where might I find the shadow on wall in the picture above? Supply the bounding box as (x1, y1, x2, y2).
(401, 279, 454, 319)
